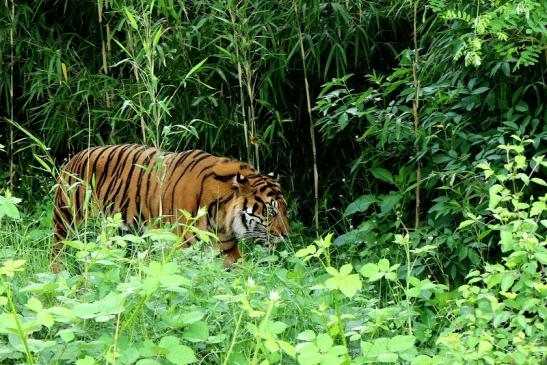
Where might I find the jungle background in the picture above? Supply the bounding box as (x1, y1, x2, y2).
(0, 0, 545, 364)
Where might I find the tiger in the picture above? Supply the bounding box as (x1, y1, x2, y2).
(52, 144, 290, 268)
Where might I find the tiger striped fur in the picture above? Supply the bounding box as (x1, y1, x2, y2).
(52, 144, 290, 267)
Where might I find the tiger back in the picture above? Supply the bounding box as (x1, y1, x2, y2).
(52, 144, 290, 267)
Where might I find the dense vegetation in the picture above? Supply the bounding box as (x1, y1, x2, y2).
(0, 0, 546, 364)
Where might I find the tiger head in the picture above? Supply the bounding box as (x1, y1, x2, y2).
(225, 171, 290, 250)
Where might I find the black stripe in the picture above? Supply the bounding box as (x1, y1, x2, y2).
(195, 163, 214, 178)
(96, 145, 125, 189)
(119, 145, 148, 220)
(74, 149, 97, 219)
(241, 212, 248, 230)
(89, 146, 117, 191)
(99, 145, 134, 202)
(134, 148, 155, 216)
(213, 173, 236, 182)
(142, 149, 161, 219)
(169, 150, 205, 215)
(105, 145, 139, 204)
(179, 152, 212, 177)
(252, 180, 265, 187)
(206, 201, 216, 230)
(194, 170, 217, 215)
(219, 192, 234, 205)
(56, 205, 72, 223)
(169, 150, 193, 171)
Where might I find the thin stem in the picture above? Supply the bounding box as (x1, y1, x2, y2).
(229, 7, 250, 162)
(398, 216, 414, 335)
(297, 23, 319, 236)
(412, 0, 421, 230)
(2, 278, 34, 364)
(250, 299, 274, 365)
(222, 310, 244, 365)
(404, 238, 413, 334)
(127, 28, 147, 142)
(8, 0, 15, 190)
(333, 292, 351, 364)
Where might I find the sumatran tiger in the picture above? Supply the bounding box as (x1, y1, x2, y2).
(52, 144, 290, 269)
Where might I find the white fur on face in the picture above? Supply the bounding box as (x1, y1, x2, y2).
(231, 209, 267, 242)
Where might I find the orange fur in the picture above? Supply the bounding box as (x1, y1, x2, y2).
(52, 144, 290, 268)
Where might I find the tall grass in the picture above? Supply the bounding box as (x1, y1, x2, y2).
(1, 0, 545, 281)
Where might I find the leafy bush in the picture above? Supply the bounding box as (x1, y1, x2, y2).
(0, 142, 544, 363)
(1, 1, 546, 364)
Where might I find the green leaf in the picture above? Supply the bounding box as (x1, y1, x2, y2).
(337, 274, 362, 298)
(344, 195, 376, 216)
(515, 101, 528, 112)
(136, 360, 161, 365)
(339, 263, 353, 276)
(488, 184, 505, 210)
(268, 321, 288, 335)
(410, 355, 434, 365)
(278, 340, 296, 357)
(388, 335, 415, 352)
(183, 321, 209, 342)
(316, 333, 333, 352)
(123, 7, 138, 30)
(159, 335, 180, 349)
(298, 330, 316, 342)
(76, 356, 97, 365)
(500, 273, 515, 292)
(458, 219, 475, 229)
(26, 297, 43, 312)
(471, 86, 489, 94)
(178, 311, 204, 325)
(380, 193, 401, 214)
(57, 329, 75, 343)
(377, 259, 390, 272)
(360, 263, 379, 278)
(371, 167, 394, 184)
(184, 58, 208, 81)
(514, 155, 526, 169)
(376, 352, 398, 362)
(166, 344, 197, 365)
(477, 340, 493, 354)
(37, 311, 55, 328)
(73, 303, 100, 319)
(298, 351, 322, 365)
(531, 177, 547, 187)
(159, 274, 191, 288)
(326, 266, 339, 276)
(264, 339, 279, 352)
(295, 245, 317, 258)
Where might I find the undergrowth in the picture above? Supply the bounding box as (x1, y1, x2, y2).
(0, 142, 545, 364)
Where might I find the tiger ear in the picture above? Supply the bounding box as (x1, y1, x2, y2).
(267, 171, 278, 180)
(232, 172, 248, 190)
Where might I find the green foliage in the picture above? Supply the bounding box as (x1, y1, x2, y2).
(0, 191, 21, 222)
(0, 0, 546, 364)
(0, 143, 546, 363)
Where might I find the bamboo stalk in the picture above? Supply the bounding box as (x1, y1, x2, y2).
(8, 0, 15, 190)
(229, 7, 250, 162)
(298, 26, 319, 235)
(412, 0, 421, 229)
(98, 0, 111, 110)
(127, 26, 146, 142)
(245, 63, 259, 171)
